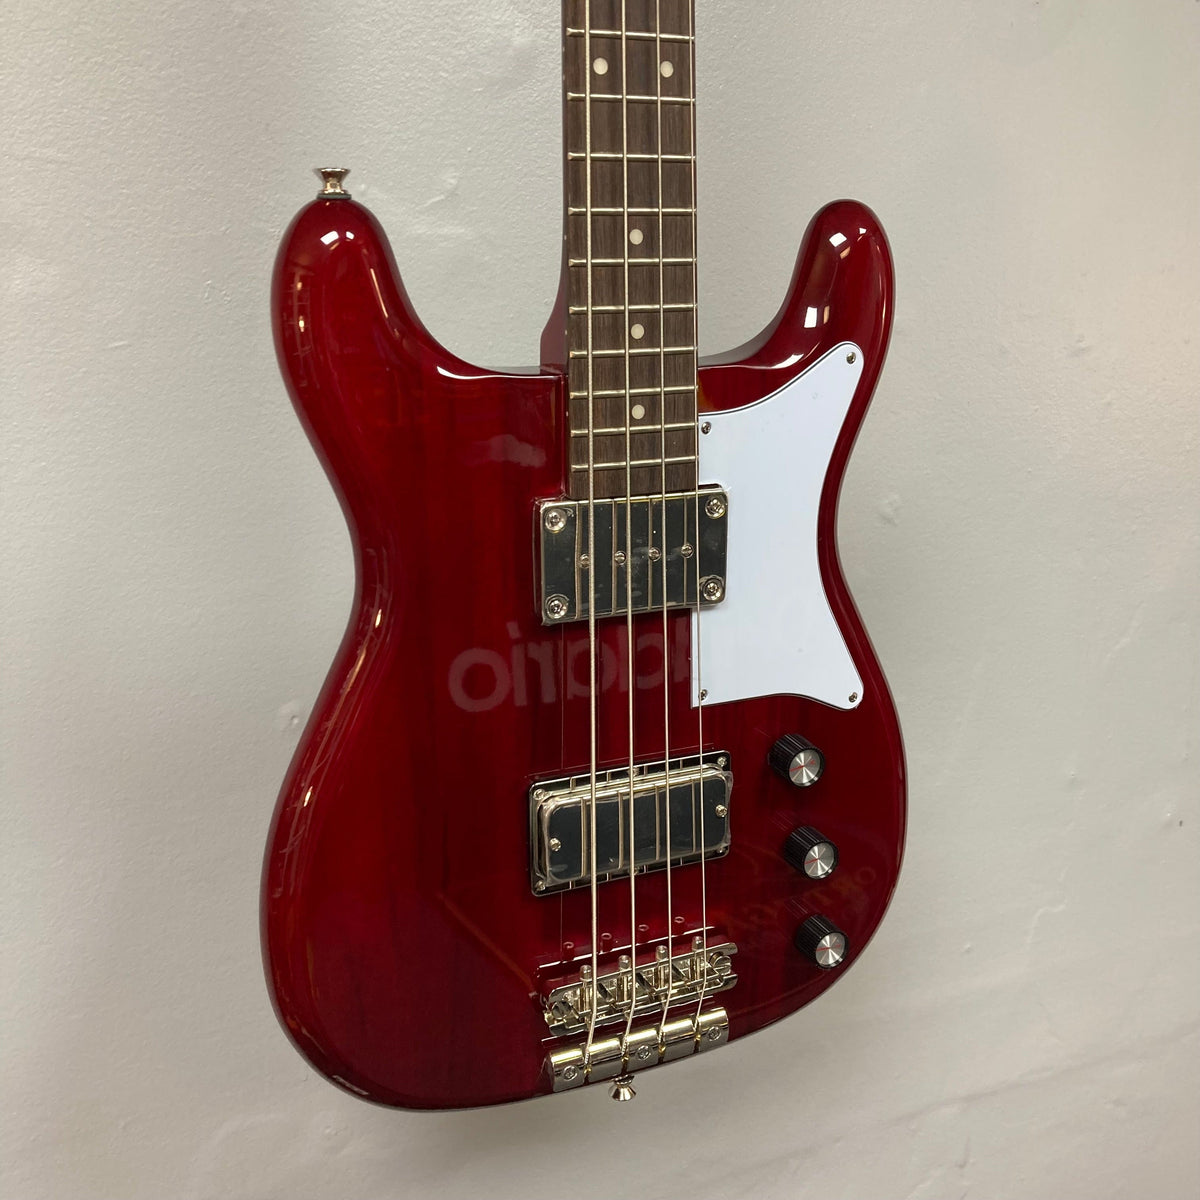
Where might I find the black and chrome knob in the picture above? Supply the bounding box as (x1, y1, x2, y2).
(795, 915, 848, 969)
(769, 735, 824, 787)
(783, 827, 839, 879)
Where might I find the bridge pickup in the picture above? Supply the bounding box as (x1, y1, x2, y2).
(530, 752, 732, 896)
(538, 489, 729, 624)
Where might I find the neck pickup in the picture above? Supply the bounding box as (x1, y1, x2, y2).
(538, 489, 728, 625)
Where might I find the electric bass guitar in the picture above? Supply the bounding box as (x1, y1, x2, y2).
(263, 0, 905, 1108)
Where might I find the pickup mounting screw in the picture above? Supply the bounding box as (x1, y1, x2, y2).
(681, 543, 694, 558)
(648, 547, 662, 562)
(545, 595, 570, 621)
(705, 495, 727, 520)
(549, 837, 562, 852)
(614, 550, 627, 566)
(714, 804, 728, 818)
(545, 508, 568, 533)
(701, 576, 725, 603)
(579, 554, 590, 569)
(716, 755, 728, 769)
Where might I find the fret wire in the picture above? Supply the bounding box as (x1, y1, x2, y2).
(568, 152, 693, 161)
(568, 93, 694, 105)
(569, 207, 694, 215)
(571, 455, 698, 470)
(571, 386, 697, 398)
(571, 422, 697, 435)
(569, 257, 695, 266)
(569, 303, 695, 312)
(566, 28, 693, 42)
(568, 346, 697, 357)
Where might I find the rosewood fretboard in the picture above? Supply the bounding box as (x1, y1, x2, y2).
(562, 0, 699, 499)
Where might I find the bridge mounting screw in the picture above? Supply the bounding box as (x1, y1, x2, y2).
(701, 576, 726, 603)
(610, 1074, 637, 1102)
(545, 595, 570, 621)
(705, 495, 727, 520)
(545, 508, 568, 533)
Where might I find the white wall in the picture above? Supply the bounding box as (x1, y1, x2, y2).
(2, 1, 1197, 1197)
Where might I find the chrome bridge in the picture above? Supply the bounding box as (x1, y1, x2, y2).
(548, 1005, 730, 1094)
(538, 489, 730, 624)
(529, 752, 733, 896)
(543, 936, 738, 1037)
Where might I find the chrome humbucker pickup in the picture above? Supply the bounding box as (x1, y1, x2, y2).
(538, 489, 729, 624)
(529, 752, 733, 896)
(542, 936, 738, 1037)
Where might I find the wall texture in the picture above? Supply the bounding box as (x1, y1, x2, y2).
(2, 2, 1197, 1197)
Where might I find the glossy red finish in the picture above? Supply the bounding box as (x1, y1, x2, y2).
(263, 194, 905, 1109)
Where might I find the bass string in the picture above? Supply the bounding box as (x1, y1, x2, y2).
(687, 0, 711, 1020)
(582, 0, 602, 1068)
(619, 0, 640, 1053)
(653, 0, 678, 1045)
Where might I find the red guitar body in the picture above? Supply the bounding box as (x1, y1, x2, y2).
(263, 194, 905, 1109)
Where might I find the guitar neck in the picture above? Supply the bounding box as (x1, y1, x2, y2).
(562, 0, 699, 500)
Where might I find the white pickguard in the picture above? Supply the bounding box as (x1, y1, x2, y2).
(692, 343, 865, 711)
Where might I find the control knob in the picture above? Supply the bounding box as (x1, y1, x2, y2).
(783, 826, 838, 879)
(795, 915, 848, 969)
(769, 735, 824, 787)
